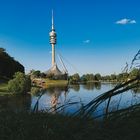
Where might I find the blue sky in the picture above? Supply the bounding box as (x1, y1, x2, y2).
(0, 0, 140, 75)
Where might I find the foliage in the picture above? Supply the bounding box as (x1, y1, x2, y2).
(102, 75, 111, 81)
(69, 73, 80, 84)
(31, 70, 41, 78)
(8, 72, 31, 95)
(31, 87, 41, 96)
(80, 73, 101, 83)
(0, 83, 8, 94)
(100, 69, 139, 82)
(94, 73, 101, 81)
(33, 70, 41, 77)
(129, 68, 140, 79)
(30, 70, 47, 78)
(81, 74, 95, 83)
(0, 48, 24, 78)
(110, 74, 116, 81)
(46, 73, 55, 80)
(69, 68, 140, 84)
(46, 73, 68, 80)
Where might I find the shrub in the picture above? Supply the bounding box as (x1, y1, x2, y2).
(8, 72, 31, 95)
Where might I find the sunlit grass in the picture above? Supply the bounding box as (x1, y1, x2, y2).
(0, 83, 9, 95)
(45, 79, 68, 87)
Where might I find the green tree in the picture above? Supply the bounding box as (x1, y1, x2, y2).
(116, 73, 123, 81)
(69, 73, 80, 84)
(81, 74, 88, 83)
(116, 72, 129, 82)
(46, 73, 55, 80)
(110, 74, 116, 81)
(95, 73, 101, 81)
(8, 72, 31, 95)
(129, 68, 140, 79)
(0, 48, 24, 79)
(102, 75, 111, 81)
(40, 72, 46, 78)
(32, 70, 41, 78)
(81, 74, 95, 83)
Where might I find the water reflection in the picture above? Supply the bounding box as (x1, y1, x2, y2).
(32, 83, 107, 114)
(32, 82, 140, 117)
(50, 94, 58, 112)
(47, 86, 69, 113)
(1, 82, 140, 117)
(82, 82, 101, 90)
(70, 84, 80, 92)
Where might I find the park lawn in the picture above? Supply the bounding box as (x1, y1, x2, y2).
(0, 83, 9, 95)
(45, 79, 68, 87)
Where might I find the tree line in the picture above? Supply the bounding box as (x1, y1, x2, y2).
(69, 68, 140, 84)
(0, 48, 24, 79)
(29, 68, 140, 84)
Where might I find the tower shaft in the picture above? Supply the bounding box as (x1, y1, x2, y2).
(52, 44, 55, 66)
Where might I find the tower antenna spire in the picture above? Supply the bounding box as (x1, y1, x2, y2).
(52, 9, 54, 30)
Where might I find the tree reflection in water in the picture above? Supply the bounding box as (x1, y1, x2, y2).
(70, 84, 80, 92)
(82, 82, 101, 90)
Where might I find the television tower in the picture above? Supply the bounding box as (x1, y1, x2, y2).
(46, 10, 63, 76)
(49, 10, 56, 66)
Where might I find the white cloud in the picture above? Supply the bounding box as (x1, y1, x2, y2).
(115, 18, 136, 25)
(83, 40, 90, 44)
(130, 20, 136, 24)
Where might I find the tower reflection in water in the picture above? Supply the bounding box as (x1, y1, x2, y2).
(32, 86, 69, 113)
(47, 86, 69, 113)
(32, 82, 102, 113)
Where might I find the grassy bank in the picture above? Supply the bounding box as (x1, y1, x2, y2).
(0, 107, 140, 140)
(45, 79, 68, 87)
(32, 78, 68, 88)
(0, 76, 9, 95)
(0, 83, 9, 95)
(45, 79, 68, 85)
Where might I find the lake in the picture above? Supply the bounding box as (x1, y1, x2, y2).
(0, 82, 140, 117)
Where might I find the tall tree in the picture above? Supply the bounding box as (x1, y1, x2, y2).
(0, 48, 24, 79)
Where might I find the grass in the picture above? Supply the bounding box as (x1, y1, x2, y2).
(0, 107, 140, 140)
(45, 79, 68, 87)
(0, 83, 9, 95)
(0, 76, 9, 95)
(33, 78, 68, 88)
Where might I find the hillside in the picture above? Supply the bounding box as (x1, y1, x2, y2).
(0, 48, 24, 79)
